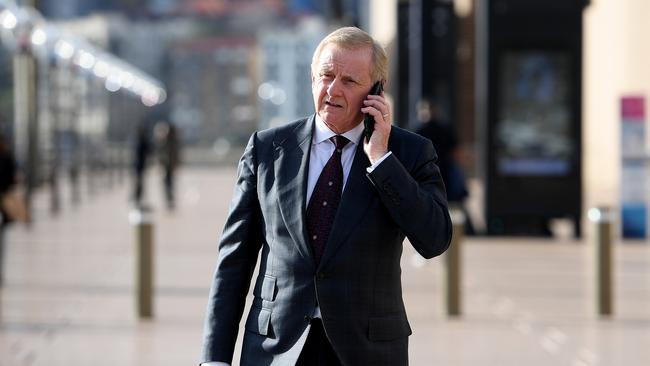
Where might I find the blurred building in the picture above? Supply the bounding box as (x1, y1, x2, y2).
(582, 0, 650, 222)
(148, 0, 178, 15)
(39, 0, 133, 19)
(256, 18, 327, 130)
(6, 0, 649, 237)
(168, 37, 257, 147)
(0, 50, 14, 137)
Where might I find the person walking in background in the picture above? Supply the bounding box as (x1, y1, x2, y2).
(200, 27, 452, 366)
(132, 123, 151, 206)
(154, 120, 180, 210)
(0, 132, 18, 285)
(415, 98, 474, 234)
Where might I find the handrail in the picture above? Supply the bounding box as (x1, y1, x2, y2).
(0, 0, 166, 107)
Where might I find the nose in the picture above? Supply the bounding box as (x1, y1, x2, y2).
(326, 78, 342, 96)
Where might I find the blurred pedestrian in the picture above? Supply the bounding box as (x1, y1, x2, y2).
(154, 120, 181, 210)
(132, 123, 151, 206)
(0, 132, 18, 285)
(415, 98, 474, 234)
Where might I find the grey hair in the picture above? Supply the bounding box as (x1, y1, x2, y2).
(311, 26, 388, 84)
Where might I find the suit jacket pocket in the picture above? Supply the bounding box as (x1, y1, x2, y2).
(368, 312, 413, 341)
(245, 305, 271, 336)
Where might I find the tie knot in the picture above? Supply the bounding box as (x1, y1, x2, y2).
(330, 135, 349, 150)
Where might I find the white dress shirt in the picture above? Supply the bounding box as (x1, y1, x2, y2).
(200, 117, 390, 366)
(307, 116, 391, 205)
(306, 116, 365, 203)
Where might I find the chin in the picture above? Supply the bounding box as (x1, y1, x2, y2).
(320, 112, 335, 122)
(321, 115, 343, 131)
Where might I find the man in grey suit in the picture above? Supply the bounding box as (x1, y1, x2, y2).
(201, 26, 452, 366)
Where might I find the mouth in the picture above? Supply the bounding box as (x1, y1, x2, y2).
(325, 100, 343, 108)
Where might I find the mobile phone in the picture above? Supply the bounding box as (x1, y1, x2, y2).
(364, 81, 384, 142)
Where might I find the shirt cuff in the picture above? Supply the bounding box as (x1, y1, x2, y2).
(200, 363, 230, 366)
(366, 151, 393, 173)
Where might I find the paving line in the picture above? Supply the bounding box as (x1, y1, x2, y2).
(571, 347, 599, 366)
(513, 311, 534, 335)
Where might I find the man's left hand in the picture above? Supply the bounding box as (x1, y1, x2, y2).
(361, 93, 391, 165)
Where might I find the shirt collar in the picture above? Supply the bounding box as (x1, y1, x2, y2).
(313, 114, 365, 146)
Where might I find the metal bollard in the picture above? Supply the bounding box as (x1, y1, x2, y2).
(444, 206, 464, 316)
(129, 206, 154, 319)
(588, 207, 614, 317)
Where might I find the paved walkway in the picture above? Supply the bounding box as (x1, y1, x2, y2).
(0, 167, 649, 366)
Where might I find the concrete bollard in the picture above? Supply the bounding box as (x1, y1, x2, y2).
(445, 206, 464, 317)
(129, 206, 154, 319)
(588, 207, 614, 317)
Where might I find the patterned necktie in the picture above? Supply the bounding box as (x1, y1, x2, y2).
(306, 135, 350, 265)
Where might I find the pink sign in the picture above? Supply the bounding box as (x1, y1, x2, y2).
(621, 96, 646, 119)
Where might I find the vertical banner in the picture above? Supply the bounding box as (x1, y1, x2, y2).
(620, 96, 646, 238)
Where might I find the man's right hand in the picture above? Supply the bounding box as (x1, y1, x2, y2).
(361, 93, 391, 165)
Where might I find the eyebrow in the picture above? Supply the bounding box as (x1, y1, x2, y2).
(318, 64, 334, 73)
(341, 74, 358, 83)
(318, 66, 359, 82)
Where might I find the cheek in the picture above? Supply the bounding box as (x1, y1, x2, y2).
(315, 84, 327, 100)
(311, 80, 321, 93)
(350, 93, 365, 109)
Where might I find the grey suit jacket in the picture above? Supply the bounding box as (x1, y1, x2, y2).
(201, 115, 452, 366)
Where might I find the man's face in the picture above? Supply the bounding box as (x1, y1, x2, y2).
(311, 43, 374, 134)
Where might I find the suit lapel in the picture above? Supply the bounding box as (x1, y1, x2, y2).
(319, 141, 375, 268)
(275, 116, 314, 266)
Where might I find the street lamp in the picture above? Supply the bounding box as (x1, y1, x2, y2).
(0, 2, 23, 52)
(54, 38, 74, 60)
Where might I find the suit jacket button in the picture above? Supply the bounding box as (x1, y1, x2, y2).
(317, 272, 326, 280)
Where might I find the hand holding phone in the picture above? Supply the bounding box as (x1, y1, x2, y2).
(364, 81, 384, 143)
